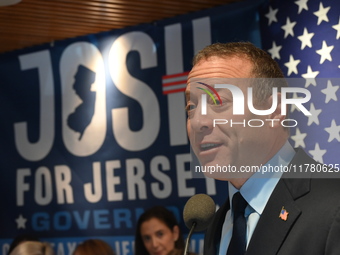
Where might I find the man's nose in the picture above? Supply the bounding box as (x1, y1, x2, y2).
(189, 106, 214, 133)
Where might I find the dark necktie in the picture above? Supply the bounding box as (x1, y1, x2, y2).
(227, 192, 248, 255)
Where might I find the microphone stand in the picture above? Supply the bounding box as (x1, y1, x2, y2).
(183, 222, 197, 255)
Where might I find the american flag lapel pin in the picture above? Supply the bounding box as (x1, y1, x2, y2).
(279, 206, 289, 221)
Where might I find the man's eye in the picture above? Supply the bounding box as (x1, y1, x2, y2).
(207, 96, 218, 105)
(185, 103, 196, 112)
(212, 97, 230, 106)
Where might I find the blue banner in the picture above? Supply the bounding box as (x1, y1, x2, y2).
(0, 1, 263, 254)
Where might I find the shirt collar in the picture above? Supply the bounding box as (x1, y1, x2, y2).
(228, 141, 296, 215)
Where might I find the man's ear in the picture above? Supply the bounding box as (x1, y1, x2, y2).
(268, 92, 286, 128)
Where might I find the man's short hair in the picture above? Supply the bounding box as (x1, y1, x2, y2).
(192, 42, 287, 105)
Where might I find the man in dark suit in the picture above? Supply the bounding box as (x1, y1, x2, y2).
(185, 42, 340, 255)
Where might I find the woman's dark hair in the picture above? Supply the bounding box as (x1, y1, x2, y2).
(134, 206, 185, 255)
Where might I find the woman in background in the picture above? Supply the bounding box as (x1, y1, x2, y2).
(9, 241, 54, 255)
(135, 206, 193, 255)
(73, 239, 115, 255)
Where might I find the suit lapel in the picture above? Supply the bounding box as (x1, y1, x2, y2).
(204, 197, 230, 255)
(246, 149, 312, 255)
(246, 179, 302, 254)
(204, 149, 314, 255)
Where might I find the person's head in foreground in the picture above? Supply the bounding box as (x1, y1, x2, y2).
(186, 41, 289, 188)
(8, 234, 40, 255)
(73, 239, 115, 255)
(9, 241, 54, 255)
(134, 206, 185, 255)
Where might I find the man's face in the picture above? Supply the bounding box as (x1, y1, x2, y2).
(186, 56, 278, 181)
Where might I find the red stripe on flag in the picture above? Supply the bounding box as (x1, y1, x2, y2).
(162, 71, 190, 80)
(162, 88, 186, 95)
(162, 80, 187, 87)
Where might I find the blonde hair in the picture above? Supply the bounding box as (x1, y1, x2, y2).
(73, 239, 115, 255)
(9, 241, 54, 255)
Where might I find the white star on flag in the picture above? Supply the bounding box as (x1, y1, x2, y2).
(307, 103, 322, 126)
(284, 55, 301, 75)
(316, 40, 334, 64)
(302, 66, 319, 87)
(281, 17, 297, 38)
(313, 2, 330, 25)
(297, 27, 314, 49)
(291, 127, 307, 147)
(295, 0, 309, 14)
(332, 17, 340, 39)
(321, 80, 339, 103)
(308, 143, 327, 163)
(268, 41, 282, 59)
(324, 119, 340, 142)
(265, 6, 278, 25)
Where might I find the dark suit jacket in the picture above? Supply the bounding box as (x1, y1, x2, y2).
(204, 149, 340, 255)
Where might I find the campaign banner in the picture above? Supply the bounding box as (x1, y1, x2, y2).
(0, 1, 264, 254)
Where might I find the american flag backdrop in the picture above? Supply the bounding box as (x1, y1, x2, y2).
(259, 0, 340, 165)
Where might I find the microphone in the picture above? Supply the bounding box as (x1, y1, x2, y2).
(183, 194, 216, 255)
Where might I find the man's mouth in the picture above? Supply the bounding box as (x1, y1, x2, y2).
(200, 143, 222, 151)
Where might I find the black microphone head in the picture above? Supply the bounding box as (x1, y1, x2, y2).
(183, 193, 216, 232)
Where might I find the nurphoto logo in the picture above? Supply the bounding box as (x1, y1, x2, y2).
(199, 83, 311, 116)
(195, 79, 312, 128)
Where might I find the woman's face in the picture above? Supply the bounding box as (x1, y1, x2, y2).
(140, 217, 179, 255)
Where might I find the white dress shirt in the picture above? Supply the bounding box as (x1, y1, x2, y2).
(218, 141, 296, 255)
